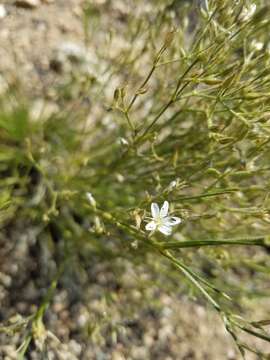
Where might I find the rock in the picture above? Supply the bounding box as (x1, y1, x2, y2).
(30, 99, 59, 122)
(57, 42, 87, 63)
(15, 0, 40, 9)
(0, 4, 7, 18)
(50, 42, 89, 73)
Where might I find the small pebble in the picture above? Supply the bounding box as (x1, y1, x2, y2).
(15, 0, 40, 9)
(0, 4, 7, 18)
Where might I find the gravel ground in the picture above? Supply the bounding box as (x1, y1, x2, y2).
(1, 224, 269, 359)
(0, 224, 237, 360)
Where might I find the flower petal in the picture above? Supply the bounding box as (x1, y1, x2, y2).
(158, 224, 172, 236)
(160, 201, 169, 218)
(145, 221, 157, 231)
(164, 216, 182, 226)
(151, 203, 159, 219)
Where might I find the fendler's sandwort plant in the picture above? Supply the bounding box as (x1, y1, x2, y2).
(1, 0, 270, 358)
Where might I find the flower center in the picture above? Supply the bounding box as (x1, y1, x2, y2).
(156, 216, 164, 227)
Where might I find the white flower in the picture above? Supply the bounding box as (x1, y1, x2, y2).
(239, 4, 256, 22)
(251, 40, 264, 51)
(86, 192, 96, 207)
(119, 137, 129, 146)
(145, 201, 181, 236)
(169, 180, 177, 189)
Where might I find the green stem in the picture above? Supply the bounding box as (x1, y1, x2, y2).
(160, 236, 268, 250)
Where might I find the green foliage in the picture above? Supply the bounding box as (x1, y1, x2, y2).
(0, 106, 29, 141)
